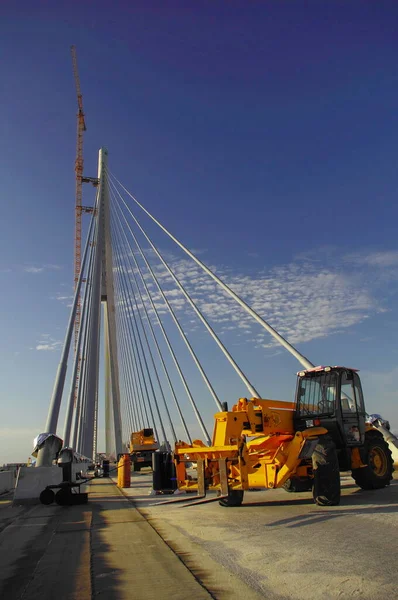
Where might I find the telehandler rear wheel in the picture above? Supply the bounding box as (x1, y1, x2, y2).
(352, 431, 393, 490)
(219, 489, 244, 507)
(312, 436, 340, 506)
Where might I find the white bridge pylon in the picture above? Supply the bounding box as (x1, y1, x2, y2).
(40, 148, 123, 462)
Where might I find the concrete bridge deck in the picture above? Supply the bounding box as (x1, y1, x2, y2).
(0, 479, 215, 600)
(1, 472, 397, 600)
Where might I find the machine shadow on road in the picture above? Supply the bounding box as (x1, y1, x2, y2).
(239, 479, 398, 519)
(254, 481, 398, 528)
(264, 502, 398, 528)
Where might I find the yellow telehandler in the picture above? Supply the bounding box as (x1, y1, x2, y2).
(173, 366, 393, 506)
(130, 428, 159, 472)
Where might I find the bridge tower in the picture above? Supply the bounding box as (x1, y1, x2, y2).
(39, 148, 123, 463)
(81, 148, 123, 458)
(99, 148, 123, 458)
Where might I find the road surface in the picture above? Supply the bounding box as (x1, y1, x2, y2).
(0, 471, 397, 599)
(124, 470, 398, 600)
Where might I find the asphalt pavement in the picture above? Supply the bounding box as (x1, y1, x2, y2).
(0, 480, 212, 600)
(1, 471, 397, 600)
(123, 470, 398, 600)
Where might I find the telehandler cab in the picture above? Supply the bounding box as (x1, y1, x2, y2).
(173, 366, 393, 506)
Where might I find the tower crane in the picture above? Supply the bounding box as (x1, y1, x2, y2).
(70, 46, 98, 413)
(71, 44, 86, 347)
(70, 46, 98, 346)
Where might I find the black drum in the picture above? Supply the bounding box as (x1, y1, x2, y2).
(152, 452, 177, 492)
(102, 460, 110, 477)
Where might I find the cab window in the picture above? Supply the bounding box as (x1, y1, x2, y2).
(297, 372, 337, 416)
(340, 371, 358, 413)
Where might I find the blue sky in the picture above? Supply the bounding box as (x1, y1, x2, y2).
(1, 1, 398, 462)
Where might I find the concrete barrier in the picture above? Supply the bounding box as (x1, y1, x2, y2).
(13, 466, 62, 505)
(13, 459, 92, 505)
(0, 471, 16, 494)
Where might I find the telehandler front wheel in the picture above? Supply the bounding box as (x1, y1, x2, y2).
(218, 489, 244, 507)
(352, 431, 393, 490)
(312, 436, 341, 506)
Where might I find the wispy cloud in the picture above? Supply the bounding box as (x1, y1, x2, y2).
(345, 250, 398, 268)
(24, 264, 62, 274)
(49, 292, 74, 306)
(113, 245, 398, 348)
(32, 334, 62, 351)
(35, 342, 62, 351)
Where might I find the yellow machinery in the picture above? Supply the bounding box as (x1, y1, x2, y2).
(172, 366, 393, 506)
(130, 428, 159, 472)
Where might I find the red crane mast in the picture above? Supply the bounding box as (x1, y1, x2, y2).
(71, 45, 87, 347)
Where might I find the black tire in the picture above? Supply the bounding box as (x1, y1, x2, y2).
(283, 477, 313, 493)
(352, 431, 393, 490)
(219, 489, 244, 507)
(39, 488, 55, 505)
(312, 436, 341, 506)
(55, 489, 71, 506)
(132, 462, 141, 472)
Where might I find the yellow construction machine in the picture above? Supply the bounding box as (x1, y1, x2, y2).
(173, 366, 393, 506)
(129, 428, 159, 472)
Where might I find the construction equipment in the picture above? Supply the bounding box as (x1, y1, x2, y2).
(70, 46, 98, 419)
(39, 448, 88, 506)
(71, 45, 87, 349)
(129, 428, 159, 472)
(172, 366, 393, 506)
